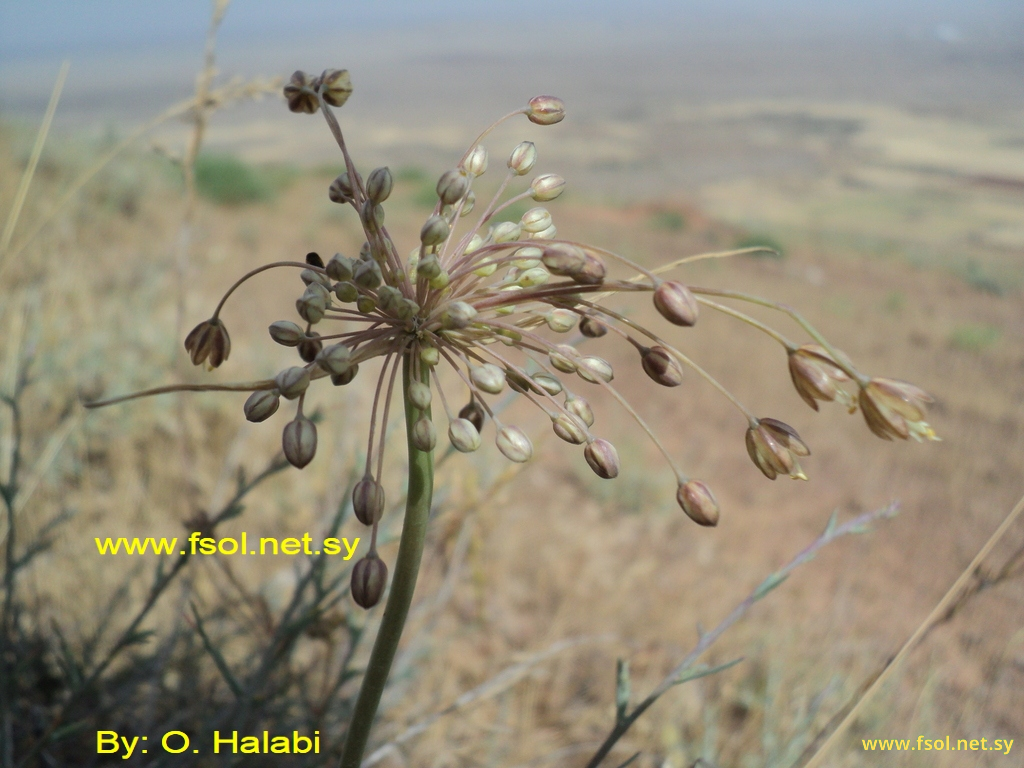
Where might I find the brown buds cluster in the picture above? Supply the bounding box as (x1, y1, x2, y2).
(184, 318, 231, 369)
(745, 418, 810, 480)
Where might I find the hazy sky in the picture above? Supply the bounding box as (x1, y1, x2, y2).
(3, 0, 1022, 61)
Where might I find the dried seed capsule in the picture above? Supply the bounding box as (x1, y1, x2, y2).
(243, 390, 280, 423)
(298, 332, 323, 363)
(496, 425, 533, 462)
(282, 416, 317, 468)
(275, 366, 311, 400)
(527, 95, 566, 125)
(412, 417, 437, 452)
(441, 301, 477, 330)
(532, 372, 563, 395)
(319, 68, 353, 107)
(858, 378, 937, 442)
(351, 553, 388, 609)
(184, 318, 231, 369)
(448, 418, 482, 452)
(437, 169, 469, 206)
(352, 475, 385, 526)
(653, 280, 699, 327)
(579, 315, 608, 338)
(459, 399, 486, 433)
(366, 166, 393, 203)
(565, 393, 595, 427)
(572, 254, 606, 285)
(470, 364, 505, 394)
(677, 480, 719, 527)
(331, 364, 359, 386)
(316, 343, 352, 376)
(577, 356, 614, 384)
(530, 174, 565, 202)
(283, 70, 319, 114)
(521, 207, 552, 234)
(269, 320, 304, 347)
(584, 438, 620, 479)
(552, 413, 587, 444)
(463, 145, 488, 177)
(640, 346, 683, 387)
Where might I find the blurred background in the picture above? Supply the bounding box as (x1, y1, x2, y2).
(1, 1, 1023, 766)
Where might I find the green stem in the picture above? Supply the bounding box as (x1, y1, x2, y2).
(340, 352, 434, 767)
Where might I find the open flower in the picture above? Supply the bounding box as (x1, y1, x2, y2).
(859, 378, 938, 442)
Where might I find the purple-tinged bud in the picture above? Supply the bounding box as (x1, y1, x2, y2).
(437, 169, 469, 206)
(275, 366, 310, 400)
(283, 70, 319, 114)
(579, 315, 608, 338)
(459, 399, 486, 433)
(243, 390, 280, 423)
(653, 280, 699, 327)
(584, 438, 620, 479)
(463, 145, 488, 177)
(448, 418, 482, 452)
(318, 68, 353, 108)
(326, 253, 355, 281)
(316, 343, 352, 376)
(352, 475, 385, 526)
(496, 425, 533, 463)
(521, 207, 552, 234)
(408, 381, 432, 410)
(745, 418, 810, 480)
(441, 301, 477, 330)
(471, 364, 505, 394)
(282, 416, 317, 468)
(541, 243, 586, 276)
(184, 318, 231, 369)
(366, 166, 394, 204)
(508, 141, 538, 175)
(527, 95, 566, 125)
(351, 553, 388, 609)
(572, 254, 606, 286)
(677, 480, 719, 527)
(546, 309, 577, 333)
(412, 416, 437, 452)
(788, 344, 852, 412)
(549, 345, 578, 373)
(329, 171, 362, 204)
(641, 346, 683, 387)
(859, 378, 937, 442)
(269, 320, 304, 347)
(330, 364, 359, 386)
(298, 331, 323, 363)
(531, 174, 566, 202)
(565, 393, 595, 427)
(577, 356, 614, 384)
(552, 413, 587, 444)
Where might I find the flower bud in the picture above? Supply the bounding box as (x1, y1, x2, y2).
(577, 356, 614, 384)
(300, 268, 330, 289)
(359, 242, 373, 261)
(334, 281, 358, 303)
(512, 246, 543, 269)
(745, 418, 810, 480)
(360, 199, 385, 230)
(417, 252, 442, 280)
(541, 309, 575, 333)
(471, 364, 505, 394)
(565, 393, 595, 426)
(408, 381, 432, 410)
(351, 553, 388, 609)
(376, 285, 401, 313)
(572, 254, 606, 285)
(506, 370, 540, 395)
(316, 343, 352, 376)
(184, 318, 231, 369)
(508, 141, 537, 175)
(354, 259, 383, 290)
(437, 169, 469, 206)
(584, 438, 620, 479)
(420, 214, 451, 246)
(319, 68, 353, 108)
(283, 70, 319, 114)
(517, 267, 550, 287)
(329, 171, 362, 204)
(352, 476, 385, 526)
(412, 416, 436, 452)
(296, 287, 327, 324)
(531, 174, 566, 202)
(541, 243, 586, 276)
(531, 372, 563, 396)
(298, 331, 323, 363)
(275, 366, 311, 400)
(463, 145, 488, 177)
(448, 418, 482, 452)
(653, 280, 699, 327)
(243, 390, 280, 423)
(331, 364, 359, 386)
(356, 296, 377, 314)
(677, 480, 719, 527)
(420, 345, 440, 367)
(641, 346, 683, 387)
(462, 190, 477, 215)
(527, 95, 566, 125)
(521, 207, 552, 234)
(552, 413, 587, 444)
(366, 166, 394, 203)
(549, 344, 578, 373)
(579, 316, 608, 338)
(788, 344, 852, 411)
(441, 301, 477, 330)
(282, 416, 317, 468)
(428, 270, 450, 291)
(492, 221, 522, 244)
(859, 378, 938, 442)
(496, 425, 533, 463)
(459, 399, 486, 433)
(269, 320, 304, 347)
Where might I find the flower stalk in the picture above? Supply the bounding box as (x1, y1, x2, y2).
(340, 352, 433, 768)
